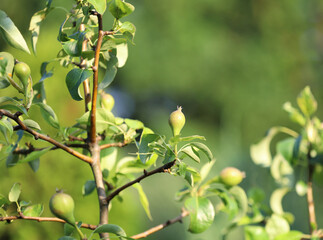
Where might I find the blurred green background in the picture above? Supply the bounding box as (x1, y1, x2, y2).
(1, 0, 323, 239)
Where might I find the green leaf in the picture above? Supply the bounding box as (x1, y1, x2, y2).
(270, 154, 294, 187)
(101, 147, 118, 179)
(124, 119, 144, 129)
(0, 10, 30, 54)
(29, 1, 53, 54)
(189, 142, 213, 161)
(133, 183, 152, 220)
(0, 52, 14, 88)
(0, 118, 13, 142)
(245, 226, 269, 240)
(0, 104, 28, 116)
(200, 159, 216, 182)
(22, 204, 43, 217)
(297, 86, 317, 117)
(19, 148, 50, 163)
(116, 43, 128, 68)
(66, 68, 92, 101)
(76, 108, 115, 132)
(138, 134, 161, 164)
(181, 145, 200, 163)
(34, 103, 59, 129)
(265, 214, 290, 239)
(229, 186, 248, 222)
(270, 187, 290, 215)
(98, 54, 118, 90)
(82, 180, 96, 196)
(274, 230, 303, 240)
(248, 188, 265, 204)
(58, 237, 77, 240)
(23, 119, 41, 130)
(276, 138, 295, 163)
(61, 31, 87, 57)
(185, 196, 215, 233)
(109, 0, 135, 19)
(93, 224, 127, 238)
(8, 182, 21, 202)
(88, 0, 107, 14)
(64, 223, 75, 236)
(28, 158, 40, 172)
(283, 102, 306, 126)
(119, 21, 136, 43)
(250, 137, 272, 167)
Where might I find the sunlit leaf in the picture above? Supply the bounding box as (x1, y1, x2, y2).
(138, 134, 160, 164)
(189, 142, 213, 162)
(0, 10, 30, 54)
(265, 214, 290, 239)
(66, 68, 92, 101)
(185, 196, 215, 233)
(22, 204, 43, 217)
(181, 146, 200, 163)
(61, 31, 87, 57)
(29, 0, 53, 54)
(23, 119, 41, 130)
(88, 0, 107, 14)
(276, 138, 295, 163)
(8, 182, 21, 202)
(245, 226, 269, 240)
(116, 43, 128, 68)
(133, 183, 152, 220)
(34, 102, 59, 128)
(200, 159, 216, 182)
(271, 154, 294, 187)
(229, 186, 248, 222)
(93, 224, 127, 239)
(270, 187, 290, 215)
(297, 86, 317, 117)
(283, 102, 306, 126)
(109, 0, 135, 19)
(274, 230, 303, 240)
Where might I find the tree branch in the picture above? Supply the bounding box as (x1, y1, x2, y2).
(13, 143, 88, 155)
(99, 140, 130, 150)
(0, 109, 92, 164)
(0, 215, 97, 230)
(90, 13, 104, 144)
(131, 209, 190, 239)
(106, 160, 176, 202)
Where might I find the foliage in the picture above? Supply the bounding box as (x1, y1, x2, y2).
(0, 1, 249, 239)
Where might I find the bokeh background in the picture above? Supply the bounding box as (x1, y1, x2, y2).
(1, 0, 323, 239)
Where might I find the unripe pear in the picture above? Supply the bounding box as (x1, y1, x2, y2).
(220, 167, 245, 186)
(14, 62, 31, 88)
(49, 191, 75, 225)
(169, 106, 185, 136)
(101, 92, 115, 111)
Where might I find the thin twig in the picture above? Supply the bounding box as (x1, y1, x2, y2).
(0, 109, 92, 164)
(99, 140, 130, 150)
(13, 143, 88, 155)
(131, 209, 190, 239)
(0, 215, 97, 230)
(106, 160, 176, 202)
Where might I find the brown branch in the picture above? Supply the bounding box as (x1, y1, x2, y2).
(131, 209, 190, 239)
(0, 215, 97, 230)
(307, 144, 317, 234)
(99, 140, 130, 150)
(88, 12, 109, 239)
(90, 13, 104, 144)
(106, 160, 176, 202)
(13, 143, 88, 155)
(0, 109, 92, 164)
